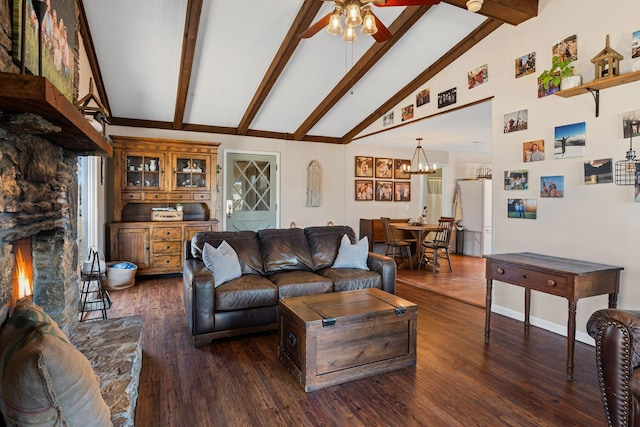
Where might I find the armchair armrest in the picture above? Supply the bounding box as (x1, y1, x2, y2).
(367, 252, 396, 294)
(587, 309, 640, 427)
(183, 259, 216, 340)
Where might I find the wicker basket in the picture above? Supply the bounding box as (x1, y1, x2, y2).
(104, 261, 137, 290)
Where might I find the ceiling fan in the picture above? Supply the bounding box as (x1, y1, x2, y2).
(299, 0, 443, 43)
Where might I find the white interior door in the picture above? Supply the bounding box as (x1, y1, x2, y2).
(225, 152, 278, 231)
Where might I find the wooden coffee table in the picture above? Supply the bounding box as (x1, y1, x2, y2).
(278, 288, 417, 392)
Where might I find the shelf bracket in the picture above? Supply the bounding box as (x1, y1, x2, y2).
(586, 88, 600, 117)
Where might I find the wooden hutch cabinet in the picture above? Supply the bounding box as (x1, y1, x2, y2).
(108, 136, 220, 275)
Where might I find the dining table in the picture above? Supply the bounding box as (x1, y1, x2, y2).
(391, 222, 441, 269)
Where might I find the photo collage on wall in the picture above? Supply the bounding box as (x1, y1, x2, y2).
(355, 156, 411, 202)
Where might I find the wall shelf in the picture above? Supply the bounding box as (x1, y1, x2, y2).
(554, 70, 640, 117)
(0, 73, 112, 157)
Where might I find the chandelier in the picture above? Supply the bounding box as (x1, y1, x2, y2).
(614, 121, 640, 185)
(403, 138, 437, 174)
(326, 1, 378, 42)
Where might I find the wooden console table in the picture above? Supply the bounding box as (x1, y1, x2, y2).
(484, 252, 623, 381)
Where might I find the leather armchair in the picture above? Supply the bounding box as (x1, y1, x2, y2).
(587, 309, 640, 427)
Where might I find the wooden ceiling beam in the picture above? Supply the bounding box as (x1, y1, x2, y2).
(77, 1, 111, 116)
(173, 0, 204, 130)
(293, 5, 433, 142)
(236, 0, 324, 136)
(341, 18, 503, 143)
(440, 0, 538, 26)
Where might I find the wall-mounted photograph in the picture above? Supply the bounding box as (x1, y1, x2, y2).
(355, 156, 373, 177)
(523, 140, 545, 162)
(468, 64, 488, 89)
(375, 181, 393, 201)
(438, 87, 457, 109)
(553, 34, 578, 62)
(541, 176, 564, 197)
(636, 170, 640, 202)
(401, 105, 414, 121)
(633, 30, 640, 58)
(622, 109, 640, 137)
(584, 158, 613, 184)
(554, 122, 586, 159)
(516, 52, 536, 78)
(416, 88, 430, 107)
(504, 170, 528, 190)
(537, 77, 560, 98)
(375, 158, 393, 178)
(355, 180, 374, 201)
(383, 111, 394, 127)
(508, 198, 537, 219)
(394, 182, 411, 202)
(394, 159, 411, 179)
(504, 109, 528, 133)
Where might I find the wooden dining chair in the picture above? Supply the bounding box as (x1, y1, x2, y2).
(420, 217, 455, 272)
(380, 217, 413, 270)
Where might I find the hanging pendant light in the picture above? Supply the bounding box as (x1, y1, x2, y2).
(402, 138, 437, 174)
(342, 25, 358, 42)
(326, 7, 344, 35)
(361, 7, 378, 35)
(345, 1, 363, 28)
(615, 121, 640, 185)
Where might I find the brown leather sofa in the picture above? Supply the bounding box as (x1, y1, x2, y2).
(183, 225, 396, 347)
(587, 309, 640, 427)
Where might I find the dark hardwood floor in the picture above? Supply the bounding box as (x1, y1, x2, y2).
(108, 256, 606, 426)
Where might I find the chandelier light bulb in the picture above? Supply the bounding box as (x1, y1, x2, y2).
(466, 0, 483, 12)
(345, 2, 363, 28)
(342, 25, 358, 42)
(327, 8, 343, 35)
(361, 7, 378, 35)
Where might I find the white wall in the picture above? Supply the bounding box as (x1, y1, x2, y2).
(376, 0, 639, 343)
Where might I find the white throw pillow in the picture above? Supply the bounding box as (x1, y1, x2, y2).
(332, 234, 369, 270)
(202, 241, 242, 287)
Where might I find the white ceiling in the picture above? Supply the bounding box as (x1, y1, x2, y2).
(81, 1, 536, 151)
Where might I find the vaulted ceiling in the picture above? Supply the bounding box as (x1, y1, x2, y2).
(79, 0, 538, 148)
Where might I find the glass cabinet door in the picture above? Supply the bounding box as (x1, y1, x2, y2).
(123, 152, 164, 190)
(172, 154, 210, 190)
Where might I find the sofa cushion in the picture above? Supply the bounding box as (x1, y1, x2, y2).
(318, 268, 382, 292)
(203, 241, 242, 287)
(332, 234, 369, 270)
(304, 225, 356, 270)
(258, 228, 314, 274)
(215, 275, 279, 311)
(0, 299, 111, 426)
(268, 271, 333, 299)
(192, 231, 264, 275)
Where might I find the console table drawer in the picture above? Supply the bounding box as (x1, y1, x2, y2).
(489, 263, 567, 294)
(151, 255, 181, 269)
(152, 241, 182, 254)
(152, 226, 182, 240)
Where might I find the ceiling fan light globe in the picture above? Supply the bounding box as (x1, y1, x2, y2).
(342, 25, 358, 42)
(327, 12, 343, 35)
(361, 10, 378, 35)
(345, 2, 363, 27)
(466, 0, 483, 12)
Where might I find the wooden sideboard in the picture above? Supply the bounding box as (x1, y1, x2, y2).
(485, 252, 623, 381)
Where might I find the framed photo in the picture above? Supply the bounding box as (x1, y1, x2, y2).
(394, 159, 411, 179)
(438, 87, 457, 109)
(468, 64, 488, 89)
(504, 109, 528, 133)
(508, 199, 537, 219)
(12, 0, 76, 101)
(383, 111, 394, 127)
(504, 170, 528, 190)
(554, 122, 586, 159)
(515, 52, 536, 78)
(375, 157, 393, 178)
(394, 182, 411, 201)
(553, 34, 578, 62)
(416, 88, 430, 107)
(622, 109, 640, 137)
(541, 176, 564, 198)
(355, 180, 374, 201)
(355, 156, 373, 177)
(375, 181, 393, 201)
(537, 77, 559, 98)
(523, 140, 545, 162)
(584, 158, 613, 184)
(401, 105, 414, 121)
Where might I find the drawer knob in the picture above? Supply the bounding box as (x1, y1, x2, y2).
(166, 245, 170, 249)
(547, 279, 556, 287)
(166, 259, 170, 263)
(154, 195, 158, 198)
(166, 232, 170, 235)
(497, 268, 504, 274)
(523, 274, 528, 279)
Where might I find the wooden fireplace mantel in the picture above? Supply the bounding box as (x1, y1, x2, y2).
(0, 73, 112, 157)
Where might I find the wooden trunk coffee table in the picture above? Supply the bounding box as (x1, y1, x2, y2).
(279, 288, 417, 392)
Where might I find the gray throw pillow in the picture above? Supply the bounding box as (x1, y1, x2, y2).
(203, 241, 242, 287)
(332, 234, 369, 270)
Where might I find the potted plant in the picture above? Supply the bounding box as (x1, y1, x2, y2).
(539, 56, 581, 91)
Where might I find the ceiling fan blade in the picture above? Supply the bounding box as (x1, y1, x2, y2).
(373, 0, 441, 7)
(372, 15, 392, 42)
(299, 13, 332, 38)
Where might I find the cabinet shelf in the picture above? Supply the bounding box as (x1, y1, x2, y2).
(554, 71, 640, 117)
